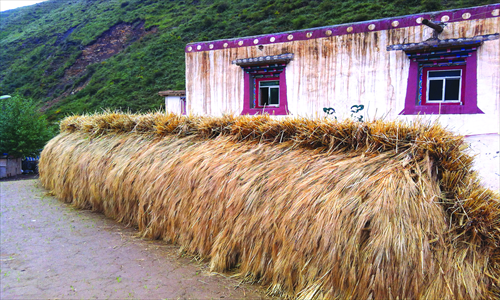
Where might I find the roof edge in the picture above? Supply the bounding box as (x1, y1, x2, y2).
(158, 90, 186, 97)
(185, 4, 499, 53)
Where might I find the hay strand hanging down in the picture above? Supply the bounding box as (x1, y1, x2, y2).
(40, 112, 500, 299)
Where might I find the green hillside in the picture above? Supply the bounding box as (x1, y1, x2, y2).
(0, 0, 494, 120)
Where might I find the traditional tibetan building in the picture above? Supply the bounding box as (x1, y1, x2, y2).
(170, 4, 500, 135)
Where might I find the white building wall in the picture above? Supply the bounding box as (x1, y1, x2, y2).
(165, 96, 185, 115)
(186, 9, 500, 136)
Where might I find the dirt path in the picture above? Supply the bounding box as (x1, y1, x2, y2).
(0, 179, 268, 300)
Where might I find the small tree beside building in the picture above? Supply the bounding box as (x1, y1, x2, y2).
(0, 95, 53, 177)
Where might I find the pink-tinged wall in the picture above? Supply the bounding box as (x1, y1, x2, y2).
(185, 4, 500, 135)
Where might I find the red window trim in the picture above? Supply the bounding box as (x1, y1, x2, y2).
(241, 71, 289, 115)
(421, 65, 465, 106)
(254, 77, 280, 108)
(400, 51, 483, 115)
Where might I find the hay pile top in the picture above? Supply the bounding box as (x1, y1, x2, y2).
(61, 112, 469, 159)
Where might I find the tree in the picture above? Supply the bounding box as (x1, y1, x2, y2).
(0, 95, 54, 158)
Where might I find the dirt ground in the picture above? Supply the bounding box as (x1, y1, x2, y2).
(0, 178, 268, 300)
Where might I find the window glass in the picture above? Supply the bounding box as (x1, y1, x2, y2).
(444, 78, 460, 101)
(260, 80, 279, 87)
(428, 80, 444, 101)
(428, 70, 461, 77)
(260, 87, 269, 106)
(269, 87, 279, 105)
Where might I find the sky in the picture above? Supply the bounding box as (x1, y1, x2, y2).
(0, 0, 49, 12)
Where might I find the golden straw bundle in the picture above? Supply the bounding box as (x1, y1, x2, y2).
(40, 112, 500, 299)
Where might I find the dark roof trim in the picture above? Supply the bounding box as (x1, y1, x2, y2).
(232, 53, 294, 66)
(185, 4, 499, 53)
(158, 90, 186, 97)
(387, 33, 499, 51)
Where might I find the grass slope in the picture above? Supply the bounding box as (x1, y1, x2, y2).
(0, 0, 495, 120)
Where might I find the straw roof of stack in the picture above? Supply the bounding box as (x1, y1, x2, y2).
(40, 112, 500, 299)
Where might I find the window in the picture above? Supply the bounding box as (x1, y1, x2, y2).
(257, 79, 280, 107)
(399, 48, 483, 115)
(422, 67, 465, 104)
(386, 36, 495, 115)
(233, 53, 293, 115)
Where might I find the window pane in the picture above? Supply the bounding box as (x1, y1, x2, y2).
(428, 80, 443, 101)
(428, 70, 461, 78)
(260, 87, 269, 106)
(444, 78, 460, 101)
(260, 80, 279, 87)
(269, 87, 279, 105)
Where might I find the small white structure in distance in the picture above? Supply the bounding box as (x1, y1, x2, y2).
(159, 90, 186, 115)
(0, 157, 22, 179)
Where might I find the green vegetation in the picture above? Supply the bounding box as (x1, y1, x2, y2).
(0, 95, 54, 157)
(0, 0, 495, 121)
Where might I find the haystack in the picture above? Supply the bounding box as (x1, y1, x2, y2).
(39, 112, 500, 299)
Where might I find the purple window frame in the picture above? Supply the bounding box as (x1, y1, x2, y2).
(240, 71, 289, 115)
(400, 51, 483, 115)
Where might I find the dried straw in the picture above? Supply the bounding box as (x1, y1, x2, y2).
(40, 112, 500, 299)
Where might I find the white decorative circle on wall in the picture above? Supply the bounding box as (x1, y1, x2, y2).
(347, 26, 353, 32)
(392, 20, 399, 27)
(492, 9, 499, 17)
(287, 34, 294, 40)
(187, 46, 192, 51)
(209, 44, 214, 49)
(270, 37, 276, 42)
(325, 30, 332, 36)
(441, 15, 450, 22)
(416, 17, 423, 24)
(223, 43, 228, 48)
(306, 32, 312, 38)
(238, 40, 244, 46)
(253, 39, 259, 44)
(462, 12, 471, 19)
(368, 24, 375, 30)
(196, 45, 201, 50)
